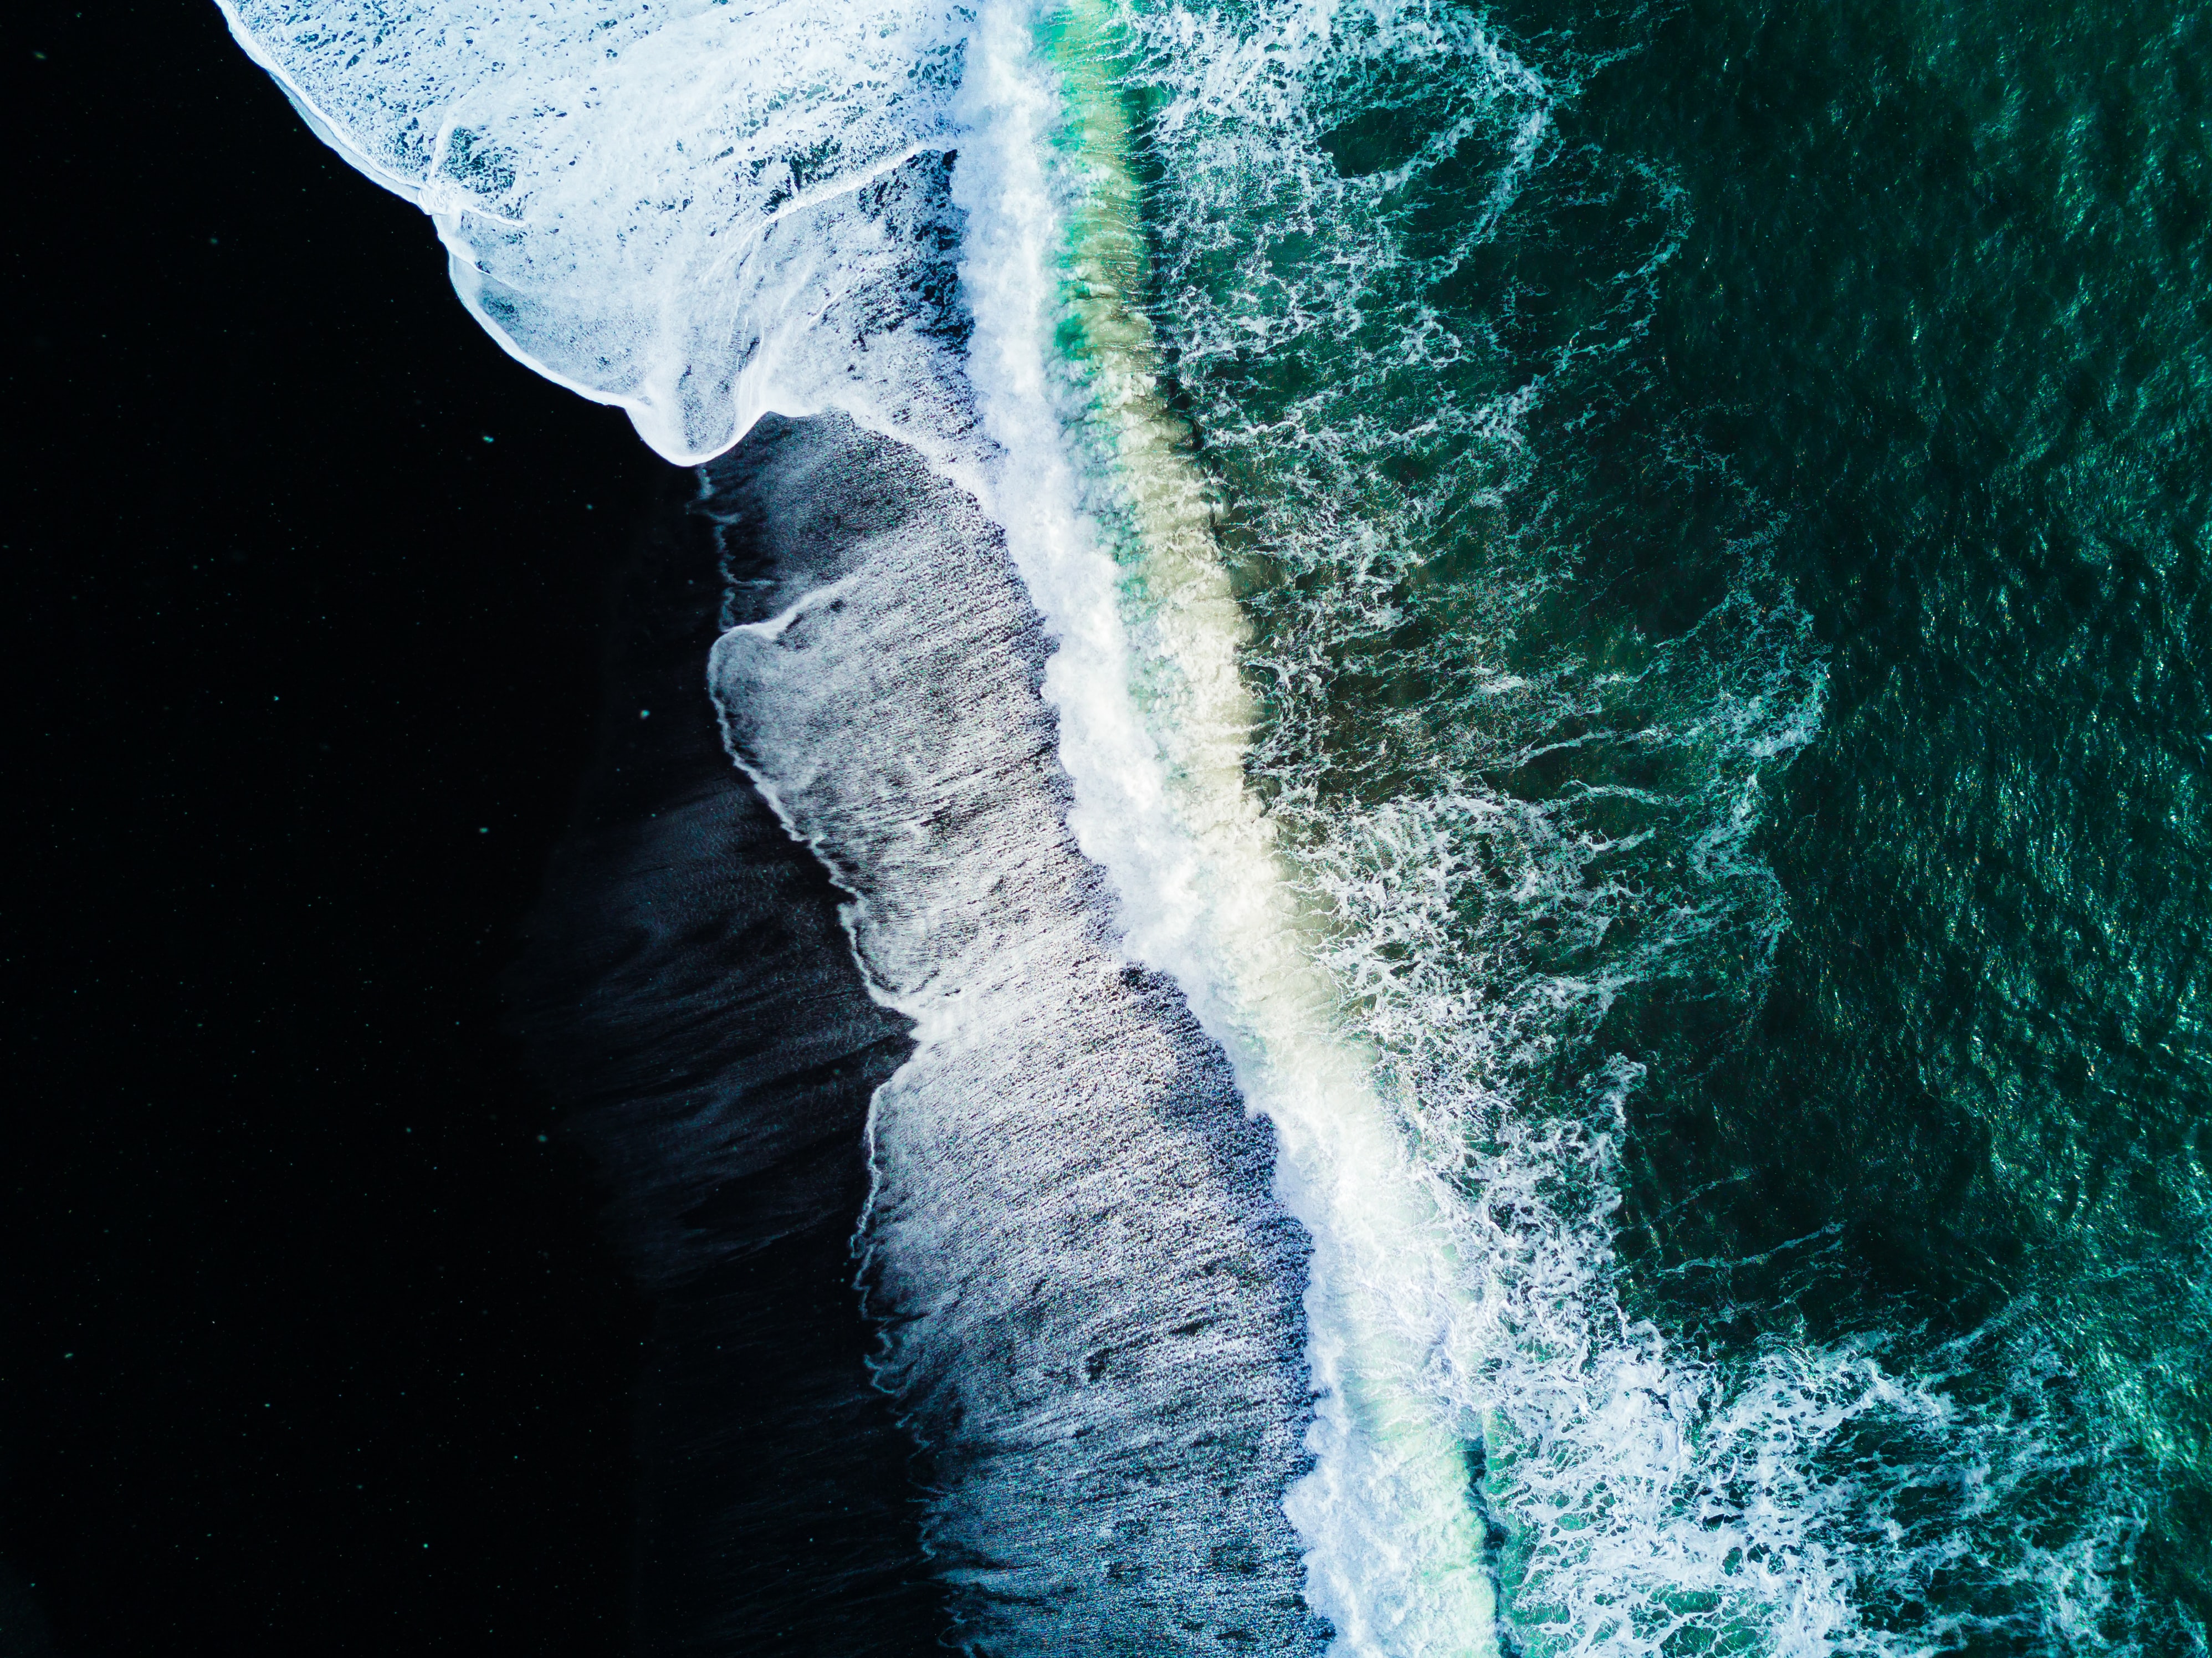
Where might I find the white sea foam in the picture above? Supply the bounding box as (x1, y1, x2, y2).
(703, 412, 1322, 1654)
(949, 4, 1513, 1649)
(218, 0, 974, 459)
(223, 0, 2154, 1650)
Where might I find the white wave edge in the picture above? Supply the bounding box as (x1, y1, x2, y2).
(951, 4, 1508, 1652)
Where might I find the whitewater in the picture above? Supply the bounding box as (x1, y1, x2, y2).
(218, 0, 2162, 1651)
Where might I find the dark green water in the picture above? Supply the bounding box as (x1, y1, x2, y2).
(1112, 0, 2208, 1644)
(1607, 0, 2211, 1638)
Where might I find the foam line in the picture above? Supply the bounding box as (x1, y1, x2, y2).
(949, 3, 1502, 1649)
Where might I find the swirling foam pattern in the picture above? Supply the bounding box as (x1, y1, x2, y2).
(219, 0, 972, 457)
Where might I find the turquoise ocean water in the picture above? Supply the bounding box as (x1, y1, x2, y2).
(1105, 0, 2208, 1645)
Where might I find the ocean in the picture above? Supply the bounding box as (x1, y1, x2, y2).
(216, 0, 2210, 1650)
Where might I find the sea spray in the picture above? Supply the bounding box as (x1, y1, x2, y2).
(955, 2, 1504, 1647)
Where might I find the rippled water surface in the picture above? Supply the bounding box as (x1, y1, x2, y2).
(1111, 0, 2208, 1645)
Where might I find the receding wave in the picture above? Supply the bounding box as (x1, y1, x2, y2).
(705, 410, 1321, 1652)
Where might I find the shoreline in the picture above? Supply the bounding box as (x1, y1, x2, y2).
(508, 456, 943, 1655)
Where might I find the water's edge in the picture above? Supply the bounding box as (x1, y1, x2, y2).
(706, 410, 1328, 1654)
(512, 411, 1331, 1652)
(505, 459, 943, 1656)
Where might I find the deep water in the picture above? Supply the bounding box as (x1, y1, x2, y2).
(1611, 0, 2209, 1631)
(1622, 0, 2212, 1635)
